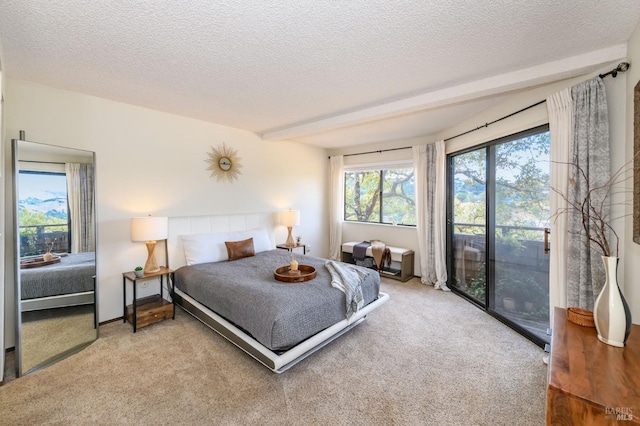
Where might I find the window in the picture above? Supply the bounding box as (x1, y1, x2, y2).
(344, 166, 415, 225)
(18, 171, 70, 256)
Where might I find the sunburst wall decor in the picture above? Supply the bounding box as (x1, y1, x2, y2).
(205, 143, 243, 183)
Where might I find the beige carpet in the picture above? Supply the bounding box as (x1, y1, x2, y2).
(0, 278, 547, 425)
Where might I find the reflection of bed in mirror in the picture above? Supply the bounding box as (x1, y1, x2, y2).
(20, 252, 96, 313)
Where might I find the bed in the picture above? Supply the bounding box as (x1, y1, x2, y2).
(168, 213, 390, 372)
(19, 252, 96, 312)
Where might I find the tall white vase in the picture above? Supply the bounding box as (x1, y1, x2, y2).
(593, 256, 632, 347)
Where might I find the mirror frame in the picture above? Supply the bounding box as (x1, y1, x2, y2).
(12, 139, 99, 376)
(633, 79, 640, 244)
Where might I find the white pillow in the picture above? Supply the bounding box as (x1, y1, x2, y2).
(181, 227, 272, 265)
(236, 227, 272, 254)
(181, 232, 229, 265)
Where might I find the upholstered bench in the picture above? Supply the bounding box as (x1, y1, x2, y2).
(341, 242, 414, 282)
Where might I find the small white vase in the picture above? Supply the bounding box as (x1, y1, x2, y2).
(593, 256, 632, 347)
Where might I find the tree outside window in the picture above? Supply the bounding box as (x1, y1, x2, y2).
(453, 131, 550, 241)
(344, 167, 415, 225)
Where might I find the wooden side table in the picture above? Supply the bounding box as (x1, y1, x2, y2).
(122, 266, 175, 332)
(547, 307, 640, 424)
(276, 243, 308, 255)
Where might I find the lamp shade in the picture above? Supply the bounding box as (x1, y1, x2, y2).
(280, 210, 300, 227)
(131, 216, 168, 242)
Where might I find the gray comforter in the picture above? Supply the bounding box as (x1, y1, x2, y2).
(20, 252, 96, 300)
(173, 249, 380, 351)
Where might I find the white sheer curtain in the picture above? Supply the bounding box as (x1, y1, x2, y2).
(66, 163, 95, 253)
(412, 140, 448, 290)
(547, 88, 572, 318)
(328, 155, 344, 260)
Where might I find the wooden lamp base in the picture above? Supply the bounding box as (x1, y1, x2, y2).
(144, 240, 160, 273)
(285, 226, 295, 247)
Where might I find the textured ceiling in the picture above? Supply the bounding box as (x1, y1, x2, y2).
(1, 1, 639, 148)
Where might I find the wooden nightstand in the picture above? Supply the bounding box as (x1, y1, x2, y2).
(122, 266, 175, 332)
(276, 243, 308, 255)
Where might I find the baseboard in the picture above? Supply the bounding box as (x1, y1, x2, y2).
(98, 317, 123, 326)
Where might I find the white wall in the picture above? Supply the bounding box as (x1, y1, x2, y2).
(624, 21, 640, 324)
(2, 79, 329, 348)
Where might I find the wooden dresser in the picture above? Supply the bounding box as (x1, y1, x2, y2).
(547, 307, 640, 425)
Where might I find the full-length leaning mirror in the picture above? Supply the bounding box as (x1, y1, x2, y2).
(12, 139, 98, 376)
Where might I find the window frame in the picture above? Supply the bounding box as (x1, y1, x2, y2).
(445, 123, 551, 348)
(343, 163, 416, 226)
(17, 168, 71, 255)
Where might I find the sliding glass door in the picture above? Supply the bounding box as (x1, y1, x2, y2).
(449, 149, 487, 305)
(447, 125, 551, 346)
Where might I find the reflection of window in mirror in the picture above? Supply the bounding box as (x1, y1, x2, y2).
(19, 169, 71, 257)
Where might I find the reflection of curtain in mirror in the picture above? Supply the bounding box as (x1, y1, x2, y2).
(65, 163, 95, 253)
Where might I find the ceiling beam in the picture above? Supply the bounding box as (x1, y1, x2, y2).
(261, 44, 627, 141)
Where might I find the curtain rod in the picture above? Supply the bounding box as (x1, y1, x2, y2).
(328, 62, 631, 158)
(20, 160, 65, 165)
(443, 62, 629, 143)
(327, 99, 545, 159)
(328, 146, 412, 159)
(599, 62, 630, 79)
(443, 99, 546, 142)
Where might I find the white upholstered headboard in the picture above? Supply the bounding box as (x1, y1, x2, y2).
(167, 212, 277, 269)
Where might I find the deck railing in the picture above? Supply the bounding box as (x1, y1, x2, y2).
(19, 224, 70, 256)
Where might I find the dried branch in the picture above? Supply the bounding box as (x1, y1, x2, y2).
(550, 152, 639, 257)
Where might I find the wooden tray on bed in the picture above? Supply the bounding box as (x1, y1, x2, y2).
(20, 255, 61, 269)
(274, 265, 317, 283)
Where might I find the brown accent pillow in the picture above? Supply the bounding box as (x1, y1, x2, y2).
(225, 238, 256, 261)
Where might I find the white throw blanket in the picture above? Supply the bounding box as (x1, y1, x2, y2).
(325, 260, 365, 319)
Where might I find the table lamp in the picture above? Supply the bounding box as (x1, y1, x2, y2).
(131, 216, 168, 273)
(280, 209, 300, 247)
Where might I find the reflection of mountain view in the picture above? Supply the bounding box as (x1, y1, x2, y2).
(18, 172, 69, 221)
(19, 196, 68, 220)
